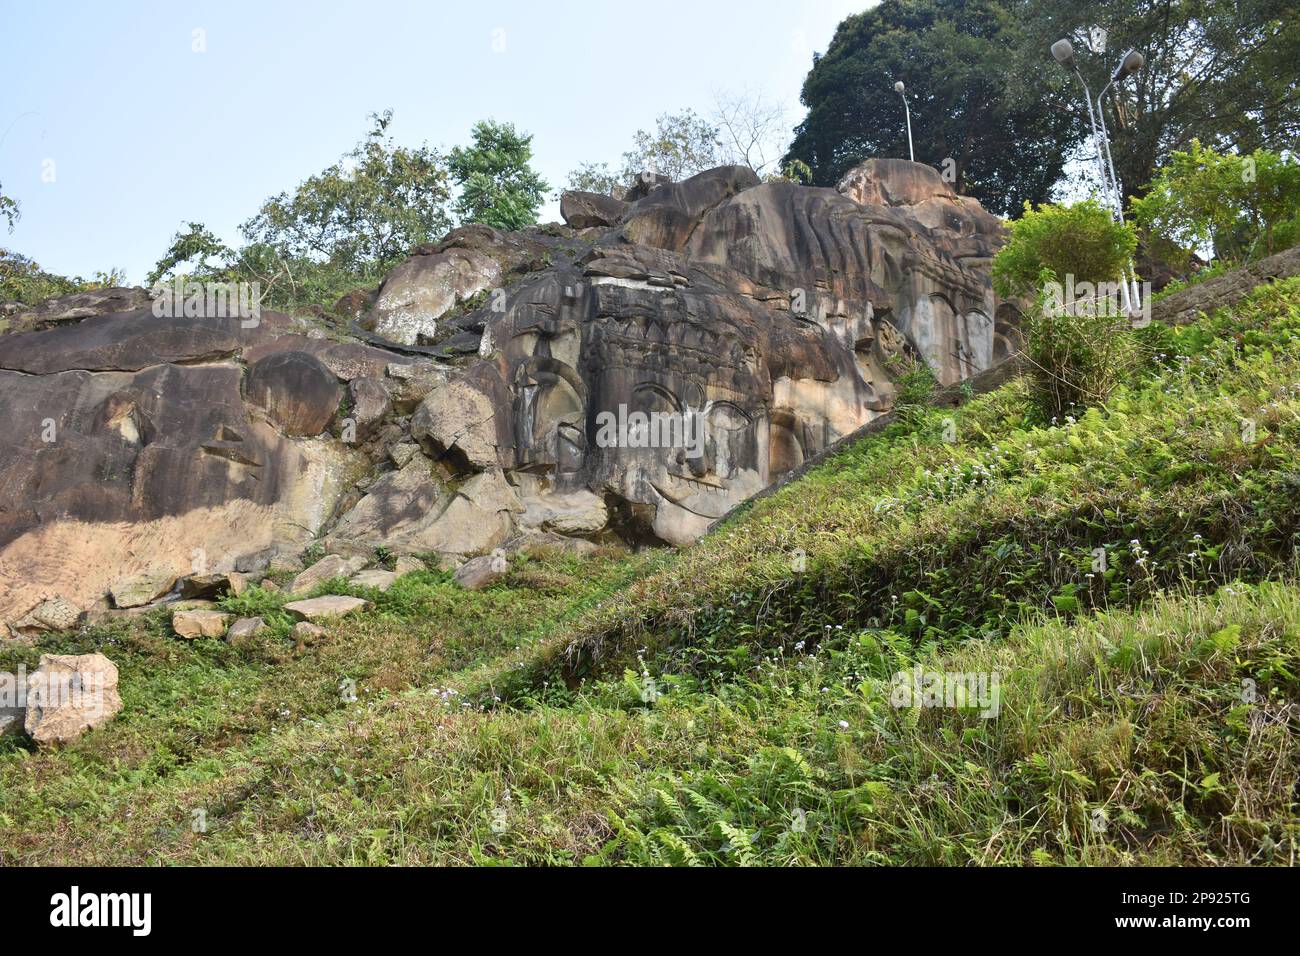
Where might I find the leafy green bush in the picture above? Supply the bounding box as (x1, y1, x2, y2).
(991, 199, 1137, 300)
(1131, 140, 1300, 269)
(0, 248, 125, 306)
(992, 202, 1139, 418)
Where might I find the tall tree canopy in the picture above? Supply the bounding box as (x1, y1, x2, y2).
(1021, 0, 1300, 202)
(785, 0, 1077, 216)
(449, 120, 549, 231)
(242, 110, 452, 272)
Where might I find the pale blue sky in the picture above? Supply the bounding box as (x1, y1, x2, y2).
(1, 0, 870, 283)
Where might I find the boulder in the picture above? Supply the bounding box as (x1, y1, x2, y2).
(245, 351, 342, 437)
(109, 570, 177, 609)
(519, 489, 608, 536)
(179, 571, 247, 600)
(291, 621, 327, 651)
(393, 556, 426, 577)
(453, 551, 509, 590)
(13, 597, 81, 635)
(225, 616, 266, 646)
(290, 554, 369, 596)
(348, 377, 392, 439)
(411, 379, 500, 471)
(350, 569, 398, 592)
(283, 596, 370, 623)
(370, 248, 501, 346)
(23, 653, 122, 746)
(172, 609, 231, 639)
(560, 190, 628, 229)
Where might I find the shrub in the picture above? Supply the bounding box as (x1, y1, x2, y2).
(991, 199, 1137, 300)
(992, 202, 1139, 420)
(1131, 140, 1300, 269)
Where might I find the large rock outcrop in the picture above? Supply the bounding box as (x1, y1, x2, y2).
(0, 160, 1013, 630)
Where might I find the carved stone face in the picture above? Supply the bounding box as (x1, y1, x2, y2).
(413, 160, 1008, 549)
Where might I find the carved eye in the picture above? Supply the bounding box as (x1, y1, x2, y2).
(706, 401, 751, 432)
(632, 383, 682, 416)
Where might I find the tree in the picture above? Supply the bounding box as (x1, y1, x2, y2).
(0, 180, 18, 234)
(146, 221, 231, 286)
(1022, 0, 1300, 205)
(565, 109, 726, 195)
(242, 110, 453, 272)
(711, 90, 793, 179)
(448, 120, 548, 230)
(1131, 141, 1300, 266)
(785, 0, 1078, 216)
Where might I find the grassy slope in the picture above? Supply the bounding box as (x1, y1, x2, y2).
(2, 279, 1298, 865)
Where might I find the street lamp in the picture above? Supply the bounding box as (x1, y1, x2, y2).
(1052, 38, 1145, 315)
(894, 81, 914, 162)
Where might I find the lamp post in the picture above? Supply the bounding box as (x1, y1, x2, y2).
(894, 81, 914, 162)
(1051, 38, 1145, 316)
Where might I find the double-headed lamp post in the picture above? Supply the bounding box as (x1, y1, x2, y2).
(1051, 38, 1145, 315)
(894, 81, 914, 162)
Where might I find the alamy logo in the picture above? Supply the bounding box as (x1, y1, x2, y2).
(49, 886, 151, 936)
(594, 404, 705, 459)
(889, 667, 1001, 718)
(151, 278, 261, 327)
(1041, 274, 1152, 328)
(4, 665, 109, 719)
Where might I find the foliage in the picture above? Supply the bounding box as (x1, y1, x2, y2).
(0, 248, 124, 305)
(1022, 0, 1300, 203)
(448, 120, 548, 231)
(0, 179, 18, 233)
(565, 109, 726, 195)
(785, 0, 1077, 216)
(146, 221, 231, 287)
(145, 111, 466, 315)
(992, 199, 1138, 300)
(1131, 140, 1300, 269)
(243, 111, 453, 273)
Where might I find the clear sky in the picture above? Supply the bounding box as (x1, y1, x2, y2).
(0, 0, 872, 283)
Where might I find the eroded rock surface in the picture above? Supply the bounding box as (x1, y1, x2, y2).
(1, 161, 1013, 631)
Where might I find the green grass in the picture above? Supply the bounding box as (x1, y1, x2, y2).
(1, 278, 1298, 866)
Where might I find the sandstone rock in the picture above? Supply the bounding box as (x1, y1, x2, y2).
(268, 553, 305, 575)
(245, 351, 342, 437)
(225, 616, 266, 646)
(23, 654, 122, 746)
(13, 597, 81, 635)
(4, 160, 1014, 615)
(283, 596, 370, 622)
(291, 621, 327, 650)
(350, 569, 398, 591)
(453, 551, 509, 590)
(179, 571, 247, 600)
(110, 570, 177, 609)
(349, 377, 392, 439)
(389, 442, 420, 468)
(4, 286, 150, 334)
(1, 671, 23, 737)
(411, 379, 500, 470)
(519, 489, 608, 536)
(0, 309, 363, 625)
(560, 190, 628, 229)
(370, 248, 501, 346)
(393, 556, 426, 577)
(168, 599, 218, 612)
(172, 609, 231, 639)
(289, 554, 369, 596)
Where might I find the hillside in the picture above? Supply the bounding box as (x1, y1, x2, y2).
(1, 272, 1297, 865)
